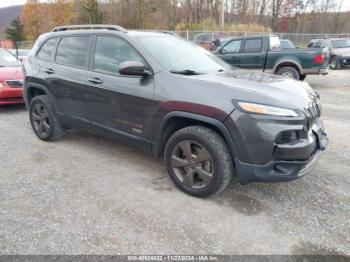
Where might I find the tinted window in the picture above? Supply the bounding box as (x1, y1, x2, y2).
(331, 39, 350, 48)
(94, 36, 144, 74)
(37, 38, 58, 60)
(55, 36, 90, 67)
(243, 38, 262, 53)
(223, 40, 242, 53)
(314, 40, 323, 48)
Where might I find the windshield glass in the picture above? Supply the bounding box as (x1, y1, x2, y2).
(137, 35, 230, 73)
(331, 39, 350, 48)
(18, 50, 30, 56)
(0, 49, 21, 67)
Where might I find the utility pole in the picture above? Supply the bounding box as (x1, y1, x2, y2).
(221, 0, 225, 27)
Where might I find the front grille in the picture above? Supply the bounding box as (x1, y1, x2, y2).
(5, 80, 23, 88)
(305, 101, 321, 129)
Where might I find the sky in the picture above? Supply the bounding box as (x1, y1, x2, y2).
(0, 0, 349, 11)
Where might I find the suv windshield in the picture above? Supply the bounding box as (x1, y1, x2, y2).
(0, 49, 21, 67)
(331, 39, 350, 49)
(137, 35, 230, 74)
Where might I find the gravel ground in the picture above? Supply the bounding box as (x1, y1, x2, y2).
(0, 69, 349, 255)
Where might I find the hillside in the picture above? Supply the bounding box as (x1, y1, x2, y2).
(0, 5, 23, 38)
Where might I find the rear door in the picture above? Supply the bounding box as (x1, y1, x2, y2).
(85, 34, 155, 150)
(216, 39, 243, 66)
(37, 35, 92, 130)
(238, 38, 265, 69)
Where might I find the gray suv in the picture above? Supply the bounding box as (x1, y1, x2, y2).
(313, 38, 350, 69)
(23, 25, 328, 197)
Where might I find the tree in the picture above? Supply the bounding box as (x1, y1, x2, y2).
(5, 17, 25, 43)
(84, 0, 103, 24)
(43, 0, 78, 32)
(21, 0, 41, 40)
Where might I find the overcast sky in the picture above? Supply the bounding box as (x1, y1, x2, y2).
(0, 0, 349, 11)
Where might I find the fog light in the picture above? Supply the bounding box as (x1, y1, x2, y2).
(275, 131, 298, 144)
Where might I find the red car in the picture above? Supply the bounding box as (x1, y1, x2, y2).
(0, 49, 24, 105)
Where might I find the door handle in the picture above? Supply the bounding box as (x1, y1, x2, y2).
(43, 68, 55, 74)
(88, 77, 103, 84)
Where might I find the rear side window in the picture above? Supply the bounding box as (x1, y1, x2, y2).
(94, 36, 144, 74)
(55, 36, 90, 67)
(243, 38, 262, 53)
(37, 38, 58, 61)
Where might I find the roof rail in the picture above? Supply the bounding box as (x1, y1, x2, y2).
(52, 24, 127, 33)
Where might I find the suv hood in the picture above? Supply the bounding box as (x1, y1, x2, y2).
(0, 66, 23, 82)
(189, 69, 318, 110)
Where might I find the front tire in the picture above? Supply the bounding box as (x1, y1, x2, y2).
(29, 95, 64, 141)
(276, 66, 300, 80)
(330, 56, 341, 70)
(164, 126, 233, 197)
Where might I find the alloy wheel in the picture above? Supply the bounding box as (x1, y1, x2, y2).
(31, 103, 50, 137)
(331, 58, 338, 69)
(171, 140, 214, 189)
(281, 71, 295, 79)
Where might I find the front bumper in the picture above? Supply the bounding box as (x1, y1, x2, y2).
(0, 85, 24, 105)
(225, 110, 328, 184)
(340, 56, 350, 66)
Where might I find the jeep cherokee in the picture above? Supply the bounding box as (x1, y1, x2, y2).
(23, 25, 328, 197)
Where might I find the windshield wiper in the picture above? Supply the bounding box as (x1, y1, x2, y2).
(170, 69, 201, 75)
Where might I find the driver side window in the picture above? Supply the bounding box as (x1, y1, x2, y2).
(314, 40, 323, 48)
(94, 36, 144, 74)
(222, 40, 242, 54)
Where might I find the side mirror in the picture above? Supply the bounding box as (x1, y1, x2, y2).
(119, 61, 151, 76)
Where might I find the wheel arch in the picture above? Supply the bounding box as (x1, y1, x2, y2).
(24, 83, 56, 110)
(273, 60, 303, 75)
(153, 111, 238, 160)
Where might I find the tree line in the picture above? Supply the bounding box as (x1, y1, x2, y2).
(5, 0, 350, 43)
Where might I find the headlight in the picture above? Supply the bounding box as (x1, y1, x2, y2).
(238, 102, 298, 117)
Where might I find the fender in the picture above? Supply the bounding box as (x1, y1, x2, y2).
(272, 58, 303, 74)
(24, 82, 57, 111)
(153, 111, 238, 160)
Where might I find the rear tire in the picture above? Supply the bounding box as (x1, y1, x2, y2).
(164, 126, 233, 197)
(29, 95, 64, 141)
(330, 56, 341, 70)
(300, 74, 307, 81)
(276, 66, 300, 80)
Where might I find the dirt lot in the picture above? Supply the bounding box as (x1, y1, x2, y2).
(0, 70, 349, 255)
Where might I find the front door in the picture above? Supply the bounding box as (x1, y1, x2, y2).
(85, 35, 155, 151)
(216, 39, 243, 67)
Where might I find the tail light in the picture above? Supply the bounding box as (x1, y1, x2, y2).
(314, 54, 325, 64)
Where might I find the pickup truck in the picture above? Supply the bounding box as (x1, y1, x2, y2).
(213, 35, 330, 80)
